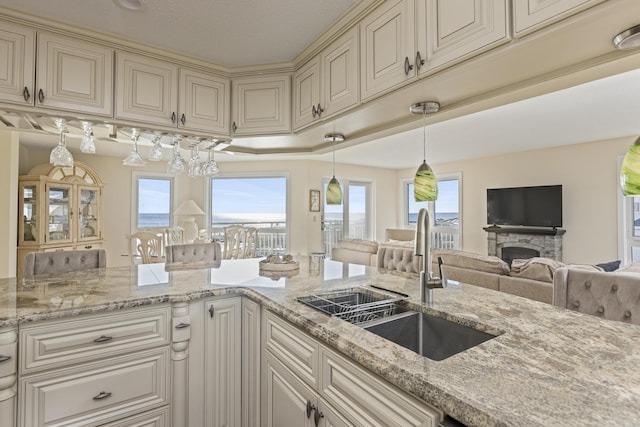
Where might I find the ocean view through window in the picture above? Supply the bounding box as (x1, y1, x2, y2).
(137, 177, 172, 229)
(210, 176, 288, 256)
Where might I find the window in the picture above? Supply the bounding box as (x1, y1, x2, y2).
(323, 179, 373, 257)
(132, 173, 174, 230)
(209, 174, 288, 255)
(403, 173, 461, 249)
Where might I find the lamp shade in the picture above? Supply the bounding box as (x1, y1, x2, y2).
(174, 200, 205, 216)
(620, 138, 640, 195)
(414, 161, 438, 202)
(326, 177, 343, 205)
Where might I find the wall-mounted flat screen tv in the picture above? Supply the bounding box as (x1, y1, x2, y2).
(487, 185, 562, 228)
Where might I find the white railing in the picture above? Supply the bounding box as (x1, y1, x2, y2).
(211, 222, 287, 256)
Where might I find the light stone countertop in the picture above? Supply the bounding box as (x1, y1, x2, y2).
(1, 257, 639, 427)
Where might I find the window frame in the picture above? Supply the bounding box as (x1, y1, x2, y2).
(131, 171, 175, 233)
(206, 171, 290, 252)
(618, 155, 639, 265)
(321, 177, 374, 239)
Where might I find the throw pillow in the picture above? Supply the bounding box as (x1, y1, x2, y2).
(595, 260, 621, 272)
(510, 257, 565, 283)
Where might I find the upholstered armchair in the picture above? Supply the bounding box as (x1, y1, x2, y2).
(23, 249, 107, 278)
(165, 242, 222, 263)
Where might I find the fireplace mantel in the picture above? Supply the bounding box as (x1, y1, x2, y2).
(484, 226, 565, 262)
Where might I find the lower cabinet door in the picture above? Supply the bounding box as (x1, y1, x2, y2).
(18, 347, 170, 427)
(98, 407, 170, 427)
(318, 398, 352, 427)
(263, 352, 315, 427)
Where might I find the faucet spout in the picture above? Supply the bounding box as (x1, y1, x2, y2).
(414, 208, 447, 304)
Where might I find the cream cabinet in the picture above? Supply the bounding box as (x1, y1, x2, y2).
(360, 0, 416, 101)
(116, 52, 230, 133)
(0, 327, 17, 427)
(17, 306, 172, 427)
(17, 162, 104, 280)
(242, 297, 262, 427)
(231, 74, 292, 135)
(294, 27, 359, 130)
(0, 21, 35, 107)
(417, 0, 510, 74)
(513, 0, 605, 36)
(262, 311, 441, 427)
(0, 24, 113, 116)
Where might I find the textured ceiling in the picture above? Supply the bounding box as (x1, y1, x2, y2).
(0, 0, 357, 66)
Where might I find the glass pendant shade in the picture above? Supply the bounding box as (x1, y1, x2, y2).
(620, 138, 640, 195)
(414, 161, 438, 201)
(326, 176, 343, 205)
(50, 131, 74, 167)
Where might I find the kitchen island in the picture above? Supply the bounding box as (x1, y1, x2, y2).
(1, 257, 639, 426)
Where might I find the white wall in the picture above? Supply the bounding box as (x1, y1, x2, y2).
(398, 137, 633, 264)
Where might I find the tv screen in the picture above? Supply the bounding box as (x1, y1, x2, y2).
(487, 185, 562, 228)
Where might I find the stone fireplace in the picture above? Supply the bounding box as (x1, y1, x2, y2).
(484, 226, 565, 263)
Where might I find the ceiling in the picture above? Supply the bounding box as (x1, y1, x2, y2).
(2, 0, 640, 169)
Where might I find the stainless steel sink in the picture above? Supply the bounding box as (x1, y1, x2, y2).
(363, 311, 497, 361)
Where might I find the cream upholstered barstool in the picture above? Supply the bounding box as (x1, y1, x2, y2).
(23, 249, 107, 278)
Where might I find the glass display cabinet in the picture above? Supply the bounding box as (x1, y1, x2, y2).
(17, 162, 104, 279)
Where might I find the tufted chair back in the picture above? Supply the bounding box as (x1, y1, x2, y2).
(553, 267, 640, 325)
(24, 249, 107, 278)
(376, 246, 419, 274)
(165, 242, 222, 263)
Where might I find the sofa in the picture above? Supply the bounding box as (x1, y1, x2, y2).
(331, 229, 415, 267)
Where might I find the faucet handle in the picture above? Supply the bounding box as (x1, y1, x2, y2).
(437, 256, 448, 288)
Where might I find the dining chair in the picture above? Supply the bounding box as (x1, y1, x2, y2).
(163, 226, 185, 247)
(127, 231, 164, 264)
(23, 249, 107, 278)
(223, 225, 245, 259)
(165, 242, 222, 263)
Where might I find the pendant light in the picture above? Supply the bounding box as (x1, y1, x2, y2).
(620, 136, 640, 195)
(325, 133, 345, 205)
(410, 101, 440, 202)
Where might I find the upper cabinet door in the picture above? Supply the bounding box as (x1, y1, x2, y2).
(0, 21, 35, 107)
(293, 56, 321, 130)
(418, 0, 510, 74)
(231, 74, 291, 136)
(360, 0, 416, 102)
(178, 68, 230, 134)
(115, 51, 178, 127)
(321, 26, 359, 120)
(37, 32, 113, 116)
(513, 0, 605, 36)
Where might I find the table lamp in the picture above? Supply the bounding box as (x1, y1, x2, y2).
(174, 200, 205, 243)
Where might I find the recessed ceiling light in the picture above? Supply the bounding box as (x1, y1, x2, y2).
(613, 24, 640, 50)
(113, 0, 144, 11)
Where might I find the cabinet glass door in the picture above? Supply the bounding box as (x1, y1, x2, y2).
(46, 184, 72, 243)
(20, 184, 38, 244)
(78, 187, 100, 240)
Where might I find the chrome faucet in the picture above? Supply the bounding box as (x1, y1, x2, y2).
(414, 208, 447, 304)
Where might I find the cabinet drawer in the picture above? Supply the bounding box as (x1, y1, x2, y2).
(0, 335, 17, 377)
(99, 407, 169, 427)
(19, 347, 170, 427)
(264, 310, 319, 388)
(320, 348, 441, 427)
(20, 306, 170, 374)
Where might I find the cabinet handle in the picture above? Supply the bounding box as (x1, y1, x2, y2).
(84, 245, 93, 249)
(38, 88, 45, 103)
(175, 322, 190, 329)
(316, 103, 323, 116)
(415, 51, 425, 71)
(314, 409, 324, 426)
(23, 86, 30, 102)
(180, 113, 186, 125)
(311, 105, 317, 118)
(93, 335, 113, 343)
(171, 112, 176, 123)
(403, 57, 413, 75)
(93, 391, 112, 401)
(306, 400, 315, 418)
(0, 355, 11, 363)
(232, 121, 238, 133)
(208, 305, 215, 318)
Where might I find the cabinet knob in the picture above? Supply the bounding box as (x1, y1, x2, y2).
(232, 121, 238, 133)
(180, 113, 186, 125)
(314, 409, 324, 426)
(208, 305, 215, 318)
(403, 57, 414, 75)
(0, 355, 11, 363)
(171, 112, 177, 123)
(93, 391, 112, 401)
(415, 51, 425, 71)
(306, 400, 315, 418)
(38, 88, 45, 103)
(23, 86, 31, 102)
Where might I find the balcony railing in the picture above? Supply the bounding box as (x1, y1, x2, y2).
(211, 222, 287, 256)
